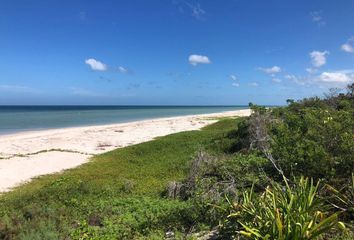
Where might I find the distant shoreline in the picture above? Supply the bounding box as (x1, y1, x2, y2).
(0, 105, 250, 135)
(0, 109, 251, 192)
(0, 108, 250, 138)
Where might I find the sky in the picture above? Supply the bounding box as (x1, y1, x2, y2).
(0, 0, 354, 105)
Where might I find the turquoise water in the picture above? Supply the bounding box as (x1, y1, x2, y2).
(0, 106, 248, 135)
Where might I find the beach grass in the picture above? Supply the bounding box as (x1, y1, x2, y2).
(0, 118, 240, 239)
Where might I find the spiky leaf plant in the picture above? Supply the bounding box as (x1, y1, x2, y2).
(221, 176, 345, 239)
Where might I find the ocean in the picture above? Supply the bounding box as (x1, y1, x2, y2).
(0, 106, 248, 135)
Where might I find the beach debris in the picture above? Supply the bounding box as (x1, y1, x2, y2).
(167, 181, 184, 199)
(165, 230, 175, 239)
(96, 141, 112, 150)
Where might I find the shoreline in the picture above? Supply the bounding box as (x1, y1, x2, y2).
(0, 106, 249, 137)
(0, 109, 250, 192)
(0, 109, 249, 138)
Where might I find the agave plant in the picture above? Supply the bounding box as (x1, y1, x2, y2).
(222, 176, 345, 239)
(326, 173, 354, 221)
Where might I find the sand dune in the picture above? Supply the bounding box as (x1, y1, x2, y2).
(0, 109, 250, 192)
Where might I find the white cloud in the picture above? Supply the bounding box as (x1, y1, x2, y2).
(0, 85, 38, 93)
(340, 36, 354, 54)
(229, 75, 237, 81)
(258, 66, 281, 74)
(118, 66, 128, 74)
(188, 54, 211, 66)
(284, 74, 306, 85)
(85, 58, 107, 71)
(317, 71, 354, 83)
(284, 74, 294, 80)
(310, 11, 325, 26)
(249, 82, 258, 87)
(174, 1, 206, 20)
(341, 43, 354, 53)
(230, 75, 239, 87)
(306, 67, 317, 74)
(190, 3, 205, 20)
(284, 70, 354, 87)
(272, 78, 282, 83)
(310, 51, 329, 68)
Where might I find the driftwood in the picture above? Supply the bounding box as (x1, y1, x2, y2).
(248, 109, 284, 176)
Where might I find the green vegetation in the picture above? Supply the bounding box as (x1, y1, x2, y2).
(0, 84, 353, 239)
(270, 100, 353, 180)
(0, 119, 240, 239)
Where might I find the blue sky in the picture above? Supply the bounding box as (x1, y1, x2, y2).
(0, 0, 354, 105)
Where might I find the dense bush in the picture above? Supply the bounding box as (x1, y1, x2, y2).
(165, 149, 270, 226)
(166, 84, 354, 239)
(247, 84, 354, 180)
(213, 84, 354, 239)
(189, 153, 270, 226)
(270, 107, 353, 179)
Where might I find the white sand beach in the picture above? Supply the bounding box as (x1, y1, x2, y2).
(0, 109, 250, 192)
